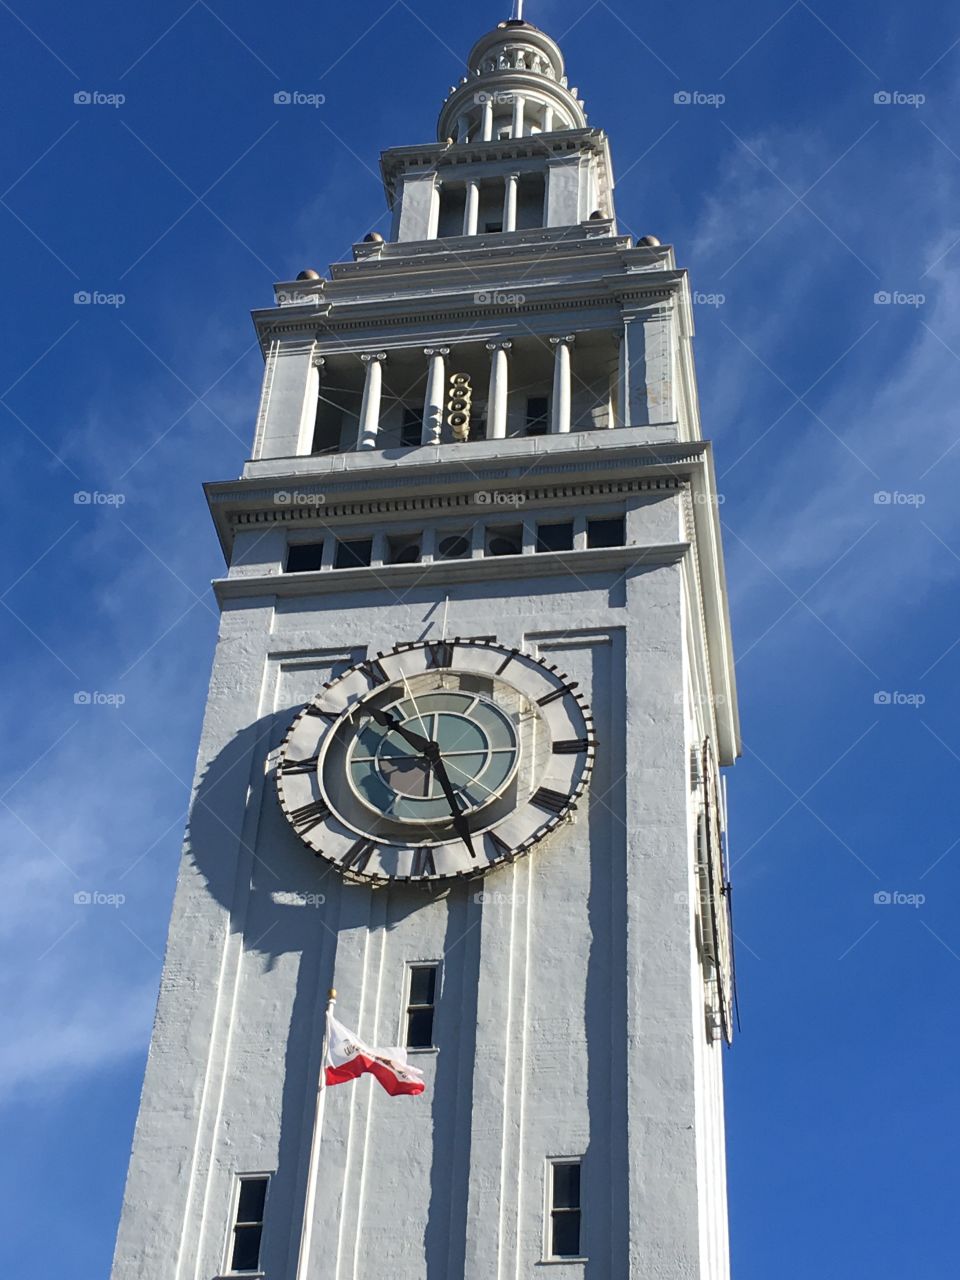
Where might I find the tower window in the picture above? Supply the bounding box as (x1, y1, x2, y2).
(525, 396, 549, 436)
(405, 963, 439, 1049)
(536, 522, 574, 553)
(388, 534, 421, 565)
(438, 533, 472, 560)
(229, 1175, 268, 1274)
(286, 542, 325, 573)
(334, 538, 373, 569)
(547, 1160, 583, 1260)
(401, 407, 422, 448)
(485, 220, 504, 234)
(587, 517, 625, 549)
(486, 525, 523, 557)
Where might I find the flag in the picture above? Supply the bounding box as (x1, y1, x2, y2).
(324, 1012, 426, 1097)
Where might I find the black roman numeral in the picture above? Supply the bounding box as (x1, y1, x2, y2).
(553, 738, 590, 755)
(304, 704, 338, 722)
(289, 798, 332, 833)
(496, 649, 519, 675)
(487, 830, 514, 861)
(411, 848, 437, 877)
(537, 681, 579, 707)
(361, 658, 390, 686)
(531, 787, 570, 815)
(425, 641, 454, 669)
(281, 755, 320, 775)
(341, 839, 376, 873)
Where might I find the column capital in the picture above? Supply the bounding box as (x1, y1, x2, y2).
(550, 334, 576, 347)
(361, 351, 388, 364)
(424, 346, 451, 358)
(486, 341, 513, 353)
(312, 355, 326, 369)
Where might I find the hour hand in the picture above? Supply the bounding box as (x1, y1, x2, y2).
(432, 756, 477, 859)
(368, 706, 434, 755)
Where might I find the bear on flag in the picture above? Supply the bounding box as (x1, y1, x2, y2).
(325, 1011, 426, 1097)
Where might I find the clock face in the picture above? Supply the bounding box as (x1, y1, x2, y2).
(277, 639, 595, 884)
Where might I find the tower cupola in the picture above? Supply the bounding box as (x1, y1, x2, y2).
(437, 18, 587, 144)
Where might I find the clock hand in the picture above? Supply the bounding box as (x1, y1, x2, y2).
(432, 754, 478, 859)
(367, 706, 435, 756)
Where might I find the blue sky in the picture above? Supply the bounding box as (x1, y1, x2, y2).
(2, 0, 959, 1274)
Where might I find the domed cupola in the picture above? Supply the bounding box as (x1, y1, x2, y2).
(437, 15, 588, 144)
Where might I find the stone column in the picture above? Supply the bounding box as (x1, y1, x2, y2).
(296, 356, 324, 455)
(511, 94, 526, 138)
(357, 353, 387, 450)
(464, 180, 480, 236)
(617, 326, 630, 428)
(543, 103, 555, 132)
(485, 341, 512, 439)
(422, 347, 450, 445)
(550, 336, 575, 434)
(503, 173, 519, 233)
(482, 98, 494, 141)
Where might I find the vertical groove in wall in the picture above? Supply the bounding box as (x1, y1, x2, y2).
(334, 912, 372, 1280)
(513, 855, 534, 1280)
(350, 895, 388, 1280)
(495, 863, 520, 1280)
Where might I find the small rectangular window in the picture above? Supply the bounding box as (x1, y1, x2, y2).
(334, 538, 373, 570)
(485, 525, 523, 557)
(485, 220, 504, 233)
(525, 396, 549, 436)
(587, 517, 625, 549)
(229, 1175, 268, 1273)
(548, 1160, 582, 1260)
(405, 963, 438, 1049)
(536, 521, 574, 553)
(437, 532, 472, 560)
(388, 534, 421, 565)
(401, 407, 422, 448)
(286, 542, 324, 573)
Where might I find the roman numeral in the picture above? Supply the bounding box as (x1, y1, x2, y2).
(281, 755, 320, 775)
(289, 798, 332, 833)
(425, 641, 454, 669)
(537, 681, 579, 707)
(361, 658, 390, 686)
(487, 830, 514, 861)
(304, 704, 338, 722)
(531, 787, 570, 816)
(496, 649, 519, 675)
(553, 738, 590, 755)
(411, 848, 437, 877)
(341, 839, 376, 873)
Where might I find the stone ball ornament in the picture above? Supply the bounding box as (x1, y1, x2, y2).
(277, 639, 596, 885)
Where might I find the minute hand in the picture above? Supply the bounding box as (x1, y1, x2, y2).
(432, 754, 478, 860)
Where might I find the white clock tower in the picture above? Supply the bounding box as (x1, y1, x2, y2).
(111, 13, 740, 1280)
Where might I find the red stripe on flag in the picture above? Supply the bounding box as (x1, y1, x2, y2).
(326, 1053, 425, 1097)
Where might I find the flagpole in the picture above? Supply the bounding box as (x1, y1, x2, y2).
(295, 988, 337, 1280)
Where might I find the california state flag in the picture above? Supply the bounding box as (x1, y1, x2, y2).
(325, 1012, 426, 1097)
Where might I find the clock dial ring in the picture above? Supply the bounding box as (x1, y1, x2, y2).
(277, 638, 596, 885)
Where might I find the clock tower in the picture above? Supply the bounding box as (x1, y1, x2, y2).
(111, 13, 740, 1280)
